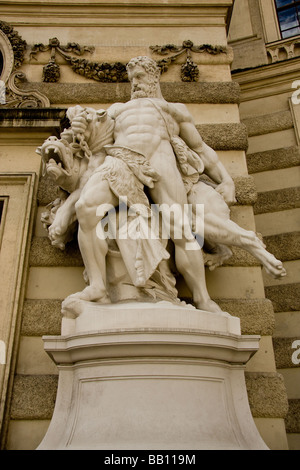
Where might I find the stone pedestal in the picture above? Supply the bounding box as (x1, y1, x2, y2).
(37, 302, 268, 450)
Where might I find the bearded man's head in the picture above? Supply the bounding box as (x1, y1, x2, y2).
(126, 56, 162, 99)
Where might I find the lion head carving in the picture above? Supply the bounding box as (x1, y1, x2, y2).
(37, 106, 115, 249)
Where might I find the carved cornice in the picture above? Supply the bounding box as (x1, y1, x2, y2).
(266, 37, 300, 64)
(0, 1, 233, 27)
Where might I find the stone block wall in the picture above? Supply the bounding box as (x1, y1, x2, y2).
(233, 59, 300, 450)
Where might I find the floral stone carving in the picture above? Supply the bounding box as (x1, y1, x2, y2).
(151, 40, 228, 82)
(29, 38, 229, 83)
(30, 37, 128, 83)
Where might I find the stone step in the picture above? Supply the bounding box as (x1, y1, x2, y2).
(246, 146, 300, 175)
(285, 399, 300, 434)
(10, 375, 58, 421)
(265, 283, 300, 313)
(243, 110, 293, 137)
(254, 187, 300, 215)
(197, 123, 248, 150)
(245, 372, 289, 420)
(264, 232, 300, 262)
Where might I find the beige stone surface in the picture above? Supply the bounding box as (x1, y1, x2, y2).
(247, 129, 297, 155)
(240, 94, 291, 118)
(246, 336, 277, 373)
(0, 144, 41, 174)
(263, 260, 300, 287)
(16, 337, 58, 375)
(255, 209, 300, 237)
(254, 418, 289, 450)
(228, 0, 253, 42)
(187, 103, 240, 124)
(252, 167, 300, 193)
(6, 420, 50, 451)
(287, 433, 300, 451)
(25, 267, 86, 300)
(0, 173, 37, 444)
(230, 205, 257, 231)
(217, 151, 249, 177)
(278, 369, 300, 399)
(259, 0, 281, 43)
(274, 311, 300, 338)
(205, 266, 266, 299)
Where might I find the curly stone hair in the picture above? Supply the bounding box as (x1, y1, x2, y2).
(126, 56, 161, 79)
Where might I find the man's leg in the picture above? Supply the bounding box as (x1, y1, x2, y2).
(73, 174, 119, 302)
(189, 182, 286, 279)
(149, 177, 222, 313)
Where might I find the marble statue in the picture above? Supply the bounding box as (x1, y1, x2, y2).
(38, 56, 286, 315)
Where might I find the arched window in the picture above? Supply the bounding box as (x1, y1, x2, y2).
(275, 0, 300, 38)
(0, 50, 3, 77)
(0, 29, 14, 84)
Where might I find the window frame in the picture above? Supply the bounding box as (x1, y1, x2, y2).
(0, 173, 37, 448)
(275, 0, 300, 39)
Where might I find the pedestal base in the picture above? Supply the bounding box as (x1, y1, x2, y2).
(37, 302, 268, 450)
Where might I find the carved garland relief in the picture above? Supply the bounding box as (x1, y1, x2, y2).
(0, 20, 230, 108)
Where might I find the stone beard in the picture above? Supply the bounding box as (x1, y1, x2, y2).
(127, 56, 162, 99)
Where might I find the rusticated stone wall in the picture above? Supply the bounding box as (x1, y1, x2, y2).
(233, 59, 300, 450)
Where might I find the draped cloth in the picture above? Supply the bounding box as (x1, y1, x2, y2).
(94, 145, 170, 287)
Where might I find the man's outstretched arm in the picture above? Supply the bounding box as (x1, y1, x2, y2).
(178, 110, 236, 205)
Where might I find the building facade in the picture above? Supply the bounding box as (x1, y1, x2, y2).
(229, 0, 300, 451)
(0, 0, 298, 450)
